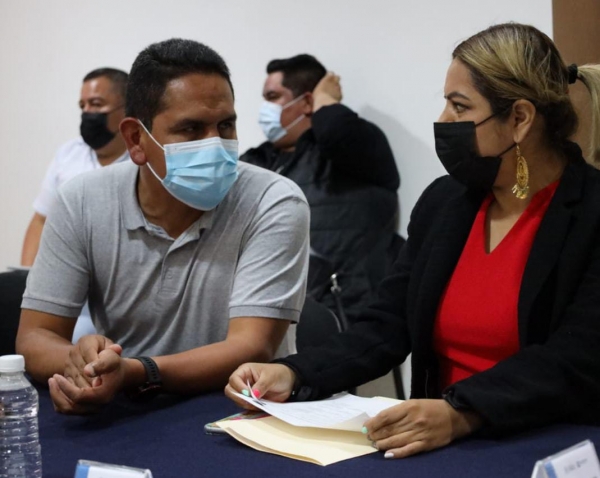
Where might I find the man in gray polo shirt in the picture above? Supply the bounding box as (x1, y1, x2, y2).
(17, 39, 309, 414)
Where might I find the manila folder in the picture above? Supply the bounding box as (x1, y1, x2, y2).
(217, 415, 376, 466)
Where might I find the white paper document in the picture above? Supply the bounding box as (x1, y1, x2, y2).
(233, 392, 399, 431)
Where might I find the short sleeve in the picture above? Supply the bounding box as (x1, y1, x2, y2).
(22, 180, 90, 318)
(228, 180, 310, 322)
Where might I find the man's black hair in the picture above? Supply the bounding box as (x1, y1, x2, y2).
(126, 38, 233, 129)
(266, 54, 326, 97)
(83, 68, 128, 101)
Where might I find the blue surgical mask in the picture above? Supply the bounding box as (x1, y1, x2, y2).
(258, 94, 307, 143)
(139, 120, 239, 211)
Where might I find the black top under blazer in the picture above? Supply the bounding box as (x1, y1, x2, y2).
(281, 142, 600, 436)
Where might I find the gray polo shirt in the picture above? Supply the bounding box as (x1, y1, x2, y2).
(22, 161, 309, 357)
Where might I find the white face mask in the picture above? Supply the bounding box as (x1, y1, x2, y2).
(258, 94, 307, 143)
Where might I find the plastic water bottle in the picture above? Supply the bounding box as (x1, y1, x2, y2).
(0, 355, 42, 478)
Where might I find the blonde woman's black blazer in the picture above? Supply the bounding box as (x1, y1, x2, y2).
(281, 142, 600, 435)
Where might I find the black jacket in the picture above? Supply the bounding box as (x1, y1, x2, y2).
(281, 143, 600, 435)
(242, 104, 400, 320)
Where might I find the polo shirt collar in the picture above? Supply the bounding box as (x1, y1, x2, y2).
(119, 163, 216, 237)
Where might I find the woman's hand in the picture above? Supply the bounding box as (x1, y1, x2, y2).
(225, 363, 297, 409)
(364, 399, 483, 459)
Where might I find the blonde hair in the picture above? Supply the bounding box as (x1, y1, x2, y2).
(578, 65, 600, 162)
(453, 23, 600, 163)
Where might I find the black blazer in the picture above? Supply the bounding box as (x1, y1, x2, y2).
(281, 143, 600, 435)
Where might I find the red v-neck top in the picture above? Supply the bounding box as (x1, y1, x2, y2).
(433, 181, 559, 390)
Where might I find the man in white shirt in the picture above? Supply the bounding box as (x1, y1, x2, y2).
(21, 67, 129, 266)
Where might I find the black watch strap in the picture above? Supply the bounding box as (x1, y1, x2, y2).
(131, 356, 162, 386)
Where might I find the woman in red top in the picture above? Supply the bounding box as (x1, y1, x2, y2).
(226, 23, 600, 458)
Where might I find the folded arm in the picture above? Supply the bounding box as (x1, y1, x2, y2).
(17, 309, 290, 413)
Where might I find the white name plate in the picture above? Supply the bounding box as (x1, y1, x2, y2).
(74, 460, 153, 478)
(531, 440, 600, 478)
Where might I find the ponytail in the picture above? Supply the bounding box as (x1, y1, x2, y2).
(577, 65, 600, 164)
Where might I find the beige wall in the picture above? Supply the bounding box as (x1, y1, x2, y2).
(553, 0, 600, 161)
(0, 1, 553, 272)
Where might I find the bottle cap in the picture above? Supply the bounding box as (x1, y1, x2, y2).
(0, 355, 25, 373)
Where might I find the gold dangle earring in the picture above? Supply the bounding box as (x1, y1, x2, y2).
(512, 144, 529, 199)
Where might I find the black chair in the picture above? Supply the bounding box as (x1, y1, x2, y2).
(296, 296, 345, 352)
(304, 249, 406, 400)
(296, 298, 407, 399)
(0, 270, 28, 356)
(296, 296, 356, 395)
(392, 365, 406, 400)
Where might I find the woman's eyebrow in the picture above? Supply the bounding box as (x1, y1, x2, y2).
(444, 91, 471, 101)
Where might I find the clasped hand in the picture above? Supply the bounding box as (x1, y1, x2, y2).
(48, 334, 126, 414)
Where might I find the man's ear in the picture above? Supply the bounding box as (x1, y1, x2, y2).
(511, 99, 537, 144)
(302, 92, 314, 115)
(120, 118, 147, 165)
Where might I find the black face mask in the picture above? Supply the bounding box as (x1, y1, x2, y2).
(434, 114, 515, 191)
(80, 112, 116, 150)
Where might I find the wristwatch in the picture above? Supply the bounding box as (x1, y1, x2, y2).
(128, 356, 162, 402)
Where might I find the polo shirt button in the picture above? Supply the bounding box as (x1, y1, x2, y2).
(166, 272, 173, 279)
